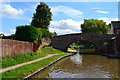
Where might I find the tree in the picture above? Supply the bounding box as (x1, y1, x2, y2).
(15, 25, 39, 42)
(38, 28, 50, 38)
(31, 2, 52, 29)
(49, 32, 57, 37)
(81, 19, 108, 34)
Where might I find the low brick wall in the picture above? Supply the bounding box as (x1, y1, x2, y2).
(0, 39, 40, 57)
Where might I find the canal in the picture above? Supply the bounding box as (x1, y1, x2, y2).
(29, 53, 120, 79)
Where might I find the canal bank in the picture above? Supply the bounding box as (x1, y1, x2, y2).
(23, 53, 73, 80)
(2, 53, 73, 79)
(2, 48, 119, 79)
(27, 53, 120, 79)
(68, 48, 120, 59)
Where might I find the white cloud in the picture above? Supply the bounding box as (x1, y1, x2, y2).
(98, 17, 118, 24)
(4, 33, 11, 36)
(49, 19, 83, 35)
(51, 6, 83, 18)
(10, 29, 16, 33)
(0, 4, 24, 17)
(49, 28, 79, 35)
(29, 19, 32, 23)
(96, 10, 109, 14)
(49, 18, 118, 35)
(90, 8, 101, 9)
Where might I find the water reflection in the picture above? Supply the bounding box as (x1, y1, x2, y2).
(30, 54, 119, 79)
(70, 53, 82, 65)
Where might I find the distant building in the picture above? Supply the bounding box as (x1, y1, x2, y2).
(108, 21, 120, 51)
(108, 21, 120, 34)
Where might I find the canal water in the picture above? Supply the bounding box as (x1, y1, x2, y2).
(30, 53, 120, 79)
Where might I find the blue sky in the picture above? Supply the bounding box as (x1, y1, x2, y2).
(1, 2, 118, 35)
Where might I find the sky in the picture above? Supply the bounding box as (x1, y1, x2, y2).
(1, 1, 119, 35)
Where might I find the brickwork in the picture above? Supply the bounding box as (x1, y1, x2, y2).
(51, 33, 115, 54)
(0, 39, 40, 57)
(117, 34, 120, 51)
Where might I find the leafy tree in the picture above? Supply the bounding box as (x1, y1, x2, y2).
(15, 25, 39, 42)
(81, 19, 108, 34)
(38, 28, 50, 38)
(31, 2, 52, 29)
(49, 32, 57, 37)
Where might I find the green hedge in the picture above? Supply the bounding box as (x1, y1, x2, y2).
(15, 25, 39, 42)
(1, 34, 15, 40)
(38, 28, 50, 38)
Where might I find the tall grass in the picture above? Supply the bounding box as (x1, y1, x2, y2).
(2, 53, 71, 79)
(2, 47, 63, 69)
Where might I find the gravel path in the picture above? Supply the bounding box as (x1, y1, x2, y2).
(0, 54, 57, 73)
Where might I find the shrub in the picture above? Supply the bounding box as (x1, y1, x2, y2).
(38, 28, 50, 38)
(1, 34, 15, 40)
(15, 25, 39, 42)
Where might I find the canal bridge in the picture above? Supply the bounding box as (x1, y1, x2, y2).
(51, 33, 115, 54)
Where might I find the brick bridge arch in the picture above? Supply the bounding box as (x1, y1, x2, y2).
(51, 33, 114, 54)
(66, 40, 97, 52)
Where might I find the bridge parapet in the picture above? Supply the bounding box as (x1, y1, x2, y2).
(51, 33, 115, 54)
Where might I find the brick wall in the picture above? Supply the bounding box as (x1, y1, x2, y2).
(0, 39, 40, 57)
(117, 34, 120, 51)
(114, 28, 120, 34)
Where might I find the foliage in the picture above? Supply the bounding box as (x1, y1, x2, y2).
(38, 28, 50, 38)
(69, 41, 95, 49)
(2, 53, 72, 78)
(31, 2, 52, 29)
(1, 34, 15, 40)
(37, 28, 57, 39)
(2, 47, 63, 69)
(49, 32, 57, 37)
(41, 47, 62, 54)
(15, 25, 39, 42)
(81, 19, 108, 34)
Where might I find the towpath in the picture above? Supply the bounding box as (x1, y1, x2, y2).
(0, 54, 57, 73)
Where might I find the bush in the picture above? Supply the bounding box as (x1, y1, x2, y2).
(38, 28, 50, 38)
(1, 34, 15, 40)
(15, 25, 39, 42)
(69, 41, 95, 49)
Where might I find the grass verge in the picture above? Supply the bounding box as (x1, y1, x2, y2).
(2, 53, 72, 79)
(2, 47, 63, 69)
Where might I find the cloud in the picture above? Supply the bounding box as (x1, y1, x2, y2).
(4, 33, 11, 36)
(49, 18, 118, 35)
(29, 19, 32, 23)
(98, 17, 118, 24)
(96, 10, 109, 14)
(49, 19, 83, 35)
(49, 28, 79, 35)
(10, 29, 16, 33)
(0, 4, 24, 17)
(51, 6, 83, 18)
(90, 8, 101, 9)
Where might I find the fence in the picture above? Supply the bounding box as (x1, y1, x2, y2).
(0, 39, 40, 57)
